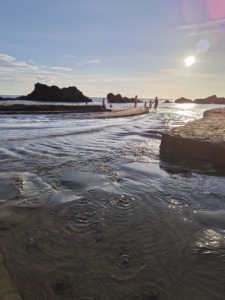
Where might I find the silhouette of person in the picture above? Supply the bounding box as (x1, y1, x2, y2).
(153, 97, 158, 109)
(102, 98, 106, 109)
(134, 95, 138, 108)
(149, 100, 152, 110)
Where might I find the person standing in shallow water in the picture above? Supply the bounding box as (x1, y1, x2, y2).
(102, 98, 106, 109)
(153, 96, 158, 109)
(134, 95, 138, 108)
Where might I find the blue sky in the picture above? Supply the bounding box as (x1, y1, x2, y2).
(0, 0, 225, 99)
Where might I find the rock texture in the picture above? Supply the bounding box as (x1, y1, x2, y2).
(175, 95, 225, 104)
(160, 108, 225, 163)
(1, 83, 92, 102)
(107, 93, 143, 103)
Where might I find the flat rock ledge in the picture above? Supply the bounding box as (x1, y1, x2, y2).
(0, 103, 103, 114)
(160, 108, 225, 163)
(0, 103, 149, 118)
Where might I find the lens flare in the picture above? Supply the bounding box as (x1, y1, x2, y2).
(196, 39, 210, 53)
(185, 56, 195, 66)
(208, 0, 225, 20)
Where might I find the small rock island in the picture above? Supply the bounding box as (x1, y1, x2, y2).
(107, 93, 143, 103)
(175, 95, 225, 104)
(0, 83, 92, 103)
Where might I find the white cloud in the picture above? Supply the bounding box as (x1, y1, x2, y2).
(181, 18, 225, 36)
(61, 55, 76, 59)
(76, 59, 101, 65)
(0, 54, 39, 70)
(29, 60, 35, 64)
(89, 59, 100, 64)
(0, 53, 74, 93)
(4, 44, 18, 48)
(50, 67, 72, 71)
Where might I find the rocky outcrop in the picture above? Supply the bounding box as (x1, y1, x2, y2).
(214, 97, 225, 104)
(175, 97, 193, 103)
(193, 95, 217, 104)
(164, 100, 173, 103)
(175, 95, 225, 104)
(160, 108, 225, 163)
(16, 83, 92, 102)
(107, 93, 143, 103)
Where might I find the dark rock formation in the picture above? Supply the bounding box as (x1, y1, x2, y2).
(107, 93, 143, 103)
(0, 97, 3, 100)
(214, 97, 225, 104)
(175, 97, 193, 103)
(164, 100, 173, 103)
(193, 95, 217, 104)
(16, 83, 92, 102)
(175, 95, 225, 105)
(160, 108, 225, 163)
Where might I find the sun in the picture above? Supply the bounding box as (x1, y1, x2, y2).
(185, 56, 195, 66)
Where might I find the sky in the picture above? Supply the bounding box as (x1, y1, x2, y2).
(0, 0, 225, 99)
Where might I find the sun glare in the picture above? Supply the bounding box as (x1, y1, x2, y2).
(185, 56, 195, 66)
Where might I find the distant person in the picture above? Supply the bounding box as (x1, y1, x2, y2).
(153, 96, 158, 109)
(102, 98, 106, 109)
(149, 100, 152, 110)
(134, 95, 138, 108)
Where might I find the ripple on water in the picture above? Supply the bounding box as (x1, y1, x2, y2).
(61, 204, 99, 230)
(106, 243, 150, 280)
(192, 210, 225, 230)
(0, 172, 55, 240)
(2, 189, 200, 299)
(110, 193, 135, 210)
(0, 172, 54, 208)
(59, 170, 110, 194)
(193, 229, 225, 255)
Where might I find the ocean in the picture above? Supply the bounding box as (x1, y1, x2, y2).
(0, 98, 225, 299)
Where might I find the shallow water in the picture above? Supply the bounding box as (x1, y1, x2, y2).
(1, 100, 225, 299)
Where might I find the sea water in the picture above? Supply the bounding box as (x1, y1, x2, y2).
(0, 99, 225, 299)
